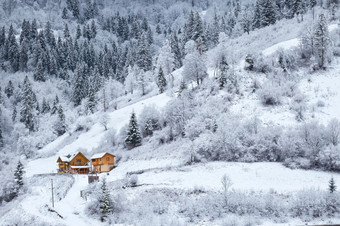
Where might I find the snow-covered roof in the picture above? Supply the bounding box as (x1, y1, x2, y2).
(91, 152, 108, 159)
(70, 165, 91, 169)
(59, 156, 71, 162)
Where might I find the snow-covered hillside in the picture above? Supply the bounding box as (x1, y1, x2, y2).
(2, 1, 340, 225)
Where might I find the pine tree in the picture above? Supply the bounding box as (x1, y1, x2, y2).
(87, 84, 96, 113)
(73, 64, 87, 106)
(14, 161, 24, 189)
(219, 55, 229, 88)
(136, 33, 152, 71)
(0, 122, 3, 148)
(64, 24, 70, 38)
(310, 0, 317, 20)
(51, 95, 59, 115)
(91, 20, 97, 39)
(19, 41, 28, 72)
(62, 7, 68, 19)
(329, 177, 337, 193)
(0, 26, 5, 47)
(12, 106, 17, 122)
(99, 178, 113, 222)
(170, 32, 182, 69)
(76, 25, 82, 39)
(20, 76, 35, 132)
(314, 14, 330, 69)
(33, 59, 45, 82)
(145, 119, 153, 136)
(125, 112, 142, 148)
(5, 80, 14, 98)
(55, 105, 66, 136)
(178, 80, 187, 96)
(157, 67, 167, 93)
(41, 97, 50, 114)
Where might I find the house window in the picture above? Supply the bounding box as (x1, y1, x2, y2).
(92, 159, 96, 162)
(106, 157, 110, 161)
(76, 159, 81, 163)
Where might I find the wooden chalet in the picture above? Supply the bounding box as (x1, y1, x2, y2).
(91, 152, 115, 173)
(57, 152, 91, 174)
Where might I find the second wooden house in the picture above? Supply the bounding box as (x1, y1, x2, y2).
(91, 152, 115, 173)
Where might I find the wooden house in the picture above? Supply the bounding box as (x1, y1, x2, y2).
(91, 152, 115, 173)
(57, 152, 90, 174)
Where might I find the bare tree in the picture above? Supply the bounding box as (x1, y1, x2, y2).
(221, 174, 233, 207)
(327, 118, 340, 146)
(99, 113, 109, 131)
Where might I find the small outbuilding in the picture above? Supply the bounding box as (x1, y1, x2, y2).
(91, 152, 115, 173)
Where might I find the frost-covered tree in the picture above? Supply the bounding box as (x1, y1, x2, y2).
(125, 112, 142, 148)
(0, 123, 3, 148)
(145, 119, 153, 136)
(14, 161, 24, 189)
(314, 14, 331, 69)
(20, 76, 36, 132)
(156, 39, 175, 88)
(182, 40, 207, 86)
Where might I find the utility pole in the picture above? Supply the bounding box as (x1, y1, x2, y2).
(51, 179, 54, 208)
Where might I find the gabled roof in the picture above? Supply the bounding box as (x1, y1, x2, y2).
(91, 152, 115, 159)
(57, 152, 89, 163)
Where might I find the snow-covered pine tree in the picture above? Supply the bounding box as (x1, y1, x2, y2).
(33, 59, 45, 82)
(41, 97, 50, 114)
(314, 14, 330, 69)
(55, 105, 66, 136)
(0, 122, 3, 148)
(87, 84, 96, 113)
(62, 7, 68, 19)
(136, 33, 152, 71)
(261, 0, 276, 27)
(329, 177, 337, 193)
(219, 55, 229, 88)
(99, 178, 113, 222)
(5, 80, 14, 98)
(12, 106, 17, 122)
(64, 24, 70, 38)
(20, 76, 36, 132)
(76, 25, 82, 39)
(157, 67, 167, 93)
(14, 161, 24, 189)
(73, 63, 87, 106)
(51, 95, 59, 115)
(125, 112, 142, 148)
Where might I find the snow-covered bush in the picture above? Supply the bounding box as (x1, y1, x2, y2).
(258, 82, 283, 106)
(138, 105, 163, 137)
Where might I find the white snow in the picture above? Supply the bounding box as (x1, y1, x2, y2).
(121, 161, 340, 193)
(262, 23, 338, 56)
(91, 152, 108, 159)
